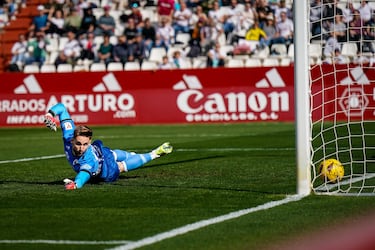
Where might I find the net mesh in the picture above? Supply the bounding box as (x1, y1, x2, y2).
(309, 0, 375, 195)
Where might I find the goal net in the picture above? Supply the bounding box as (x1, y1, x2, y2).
(308, 0, 375, 195)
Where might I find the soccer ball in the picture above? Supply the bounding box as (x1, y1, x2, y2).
(319, 159, 344, 183)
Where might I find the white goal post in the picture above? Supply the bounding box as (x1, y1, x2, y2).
(296, 0, 375, 196)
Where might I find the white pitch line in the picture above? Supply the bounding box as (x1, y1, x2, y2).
(109, 194, 306, 250)
(0, 148, 294, 164)
(0, 154, 65, 164)
(0, 240, 133, 245)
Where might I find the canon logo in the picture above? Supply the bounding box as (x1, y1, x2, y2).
(177, 90, 289, 114)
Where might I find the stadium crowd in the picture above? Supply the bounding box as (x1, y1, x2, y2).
(4, 0, 375, 72)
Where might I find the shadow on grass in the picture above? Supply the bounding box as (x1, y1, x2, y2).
(0, 155, 274, 194)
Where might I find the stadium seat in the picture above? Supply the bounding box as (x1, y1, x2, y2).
(341, 43, 358, 58)
(23, 64, 39, 73)
(262, 58, 279, 67)
(46, 37, 59, 52)
(167, 47, 184, 58)
(287, 43, 294, 59)
(280, 57, 291, 66)
(270, 44, 288, 58)
(149, 47, 167, 63)
(94, 36, 104, 47)
(58, 37, 69, 51)
(175, 33, 191, 46)
(40, 64, 56, 73)
(90, 62, 106, 72)
(73, 64, 87, 72)
(309, 43, 322, 60)
(220, 45, 234, 56)
(141, 61, 158, 70)
(227, 58, 244, 68)
(179, 59, 192, 69)
(245, 58, 262, 67)
(57, 64, 73, 72)
(140, 8, 158, 23)
(107, 62, 123, 71)
(124, 61, 140, 71)
(252, 46, 270, 59)
(192, 57, 207, 68)
(47, 51, 59, 65)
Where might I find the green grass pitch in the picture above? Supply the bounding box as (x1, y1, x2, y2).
(1, 123, 375, 250)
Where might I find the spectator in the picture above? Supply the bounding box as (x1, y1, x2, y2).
(221, 0, 243, 42)
(322, 0, 343, 31)
(29, 5, 49, 37)
(94, 5, 116, 36)
(120, 2, 143, 29)
(274, 0, 292, 22)
(55, 29, 81, 66)
(79, 32, 97, 61)
(244, 20, 267, 49)
(173, 0, 192, 41)
(157, 0, 175, 24)
(25, 31, 49, 66)
(330, 14, 347, 42)
(237, 1, 257, 36)
(333, 48, 347, 64)
(95, 33, 113, 65)
(270, 11, 293, 46)
(255, 0, 273, 27)
(349, 10, 363, 44)
(323, 31, 340, 58)
(310, 0, 323, 37)
(324, 48, 346, 65)
(263, 14, 277, 47)
(112, 34, 130, 64)
(342, 2, 357, 24)
(129, 34, 147, 64)
(64, 7, 82, 34)
(200, 16, 223, 54)
(208, 0, 224, 25)
(190, 5, 208, 28)
(155, 16, 174, 51)
(358, 0, 372, 23)
(206, 42, 226, 68)
(10, 33, 28, 67)
(80, 6, 96, 35)
(142, 17, 156, 54)
(46, 6, 65, 37)
(158, 55, 172, 69)
(170, 50, 189, 69)
(123, 18, 139, 44)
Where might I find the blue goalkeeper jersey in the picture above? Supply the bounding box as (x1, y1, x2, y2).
(49, 103, 120, 182)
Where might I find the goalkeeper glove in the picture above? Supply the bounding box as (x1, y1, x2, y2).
(63, 178, 77, 190)
(44, 112, 57, 131)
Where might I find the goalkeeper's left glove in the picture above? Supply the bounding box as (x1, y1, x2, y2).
(63, 178, 77, 190)
(44, 112, 57, 132)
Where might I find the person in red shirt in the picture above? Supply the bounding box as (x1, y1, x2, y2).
(157, 0, 175, 24)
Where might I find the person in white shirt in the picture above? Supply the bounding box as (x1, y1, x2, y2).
(269, 11, 293, 46)
(156, 17, 175, 51)
(172, 1, 192, 42)
(358, 0, 372, 22)
(206, 42, 226, 68)
(46, 7, 65, 37)
(10, 34, 28, 66)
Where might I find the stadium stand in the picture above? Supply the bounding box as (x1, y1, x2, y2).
(3, 0, 375, 73)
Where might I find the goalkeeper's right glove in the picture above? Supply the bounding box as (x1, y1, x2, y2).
(44, 112, 57, 131)
(63, 179, 77, 190)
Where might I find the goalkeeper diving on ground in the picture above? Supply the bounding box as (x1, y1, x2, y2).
(43, 103, 173, 190)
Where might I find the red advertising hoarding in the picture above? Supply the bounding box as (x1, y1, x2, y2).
(0, 65, 373, 127)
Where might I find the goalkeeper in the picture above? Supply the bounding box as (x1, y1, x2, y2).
(44, 103, 173, 190)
